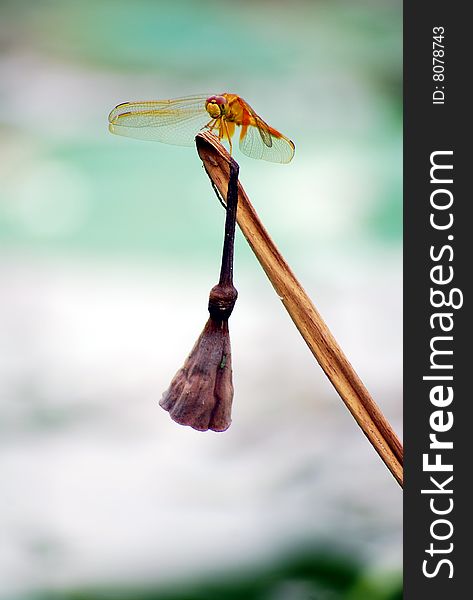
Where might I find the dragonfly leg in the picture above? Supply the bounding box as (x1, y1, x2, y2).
(205, 118, 218, 132)
(223, 120, 233, 155)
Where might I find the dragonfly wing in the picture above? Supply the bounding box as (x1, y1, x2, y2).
(247, 108, 273, 148)
(239, 124, 295, 164)
(108, 95, 211, 146)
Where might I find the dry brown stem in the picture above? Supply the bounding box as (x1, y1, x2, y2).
(195, 131, 403, 487)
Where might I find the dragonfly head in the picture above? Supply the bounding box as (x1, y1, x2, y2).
(205, 95, 227, 119)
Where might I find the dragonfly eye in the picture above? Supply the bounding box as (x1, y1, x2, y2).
(206, 95, 227, 118)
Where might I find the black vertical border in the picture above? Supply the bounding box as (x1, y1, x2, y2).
(404, 2, 470, 597)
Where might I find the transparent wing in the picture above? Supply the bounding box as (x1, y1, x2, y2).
(244, 104, 273, 148)
(108, 95, 212, 146)
(239, 123, 295, 163)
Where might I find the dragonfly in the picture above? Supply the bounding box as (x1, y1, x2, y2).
(108, 93, 295, 164)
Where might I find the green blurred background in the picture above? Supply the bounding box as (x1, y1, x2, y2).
(0, 1, 402, 598)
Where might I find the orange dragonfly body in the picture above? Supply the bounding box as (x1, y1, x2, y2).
(108, 93, 295, 163)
